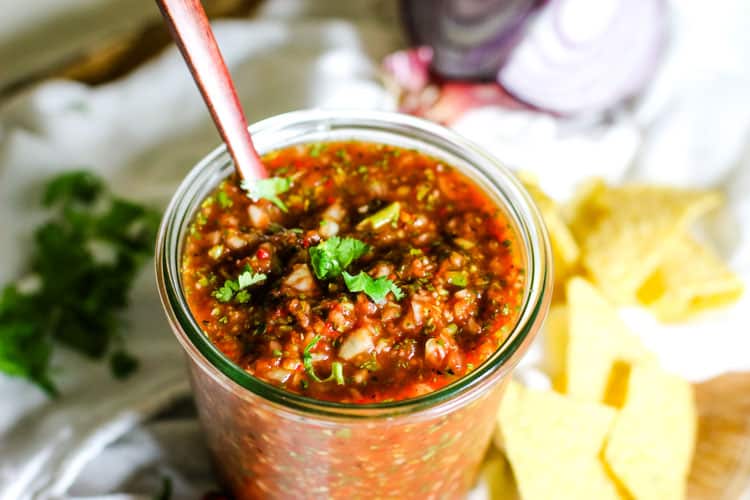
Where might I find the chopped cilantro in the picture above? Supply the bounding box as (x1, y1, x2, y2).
(241, 177, 291, 212)
(238, 268, 266, 288)
(446, 271, 468, 287)
(110, 350, 139, 379)
(308, 236, 369, 280)
(342, 271, 404, 303)
(213, 267, 266, 303)
(331, 362, 345, 385)
(212, 280, 238, 302)
(234, 289, 251, 304)
(217, 190, 233, 209)
(303, 335, 344, 384)
(360, 357, 380, 371)
(154, 476, 172, 500)
(309, 143, 327, 157)
(272, 349, 283, 357)
(0, 170, 160, 394)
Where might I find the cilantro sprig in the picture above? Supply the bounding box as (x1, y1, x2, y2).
(240, 177, 291, 212)
(0, 171, 160, 394)
(212, 266, 266, 304)
(302, 335, 344, 385)
(308, 236, 369, 280)
(308, 236, 404, 303)
(343, 271, 404, 303)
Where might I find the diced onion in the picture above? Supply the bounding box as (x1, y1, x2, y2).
(339, 327, 375, 360)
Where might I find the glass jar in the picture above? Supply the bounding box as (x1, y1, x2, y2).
(155, 110, 551, 499)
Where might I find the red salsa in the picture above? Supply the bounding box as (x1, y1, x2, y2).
(181, 141, 524, 403)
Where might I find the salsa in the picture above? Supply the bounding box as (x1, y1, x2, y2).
(181, 141, 524, 404)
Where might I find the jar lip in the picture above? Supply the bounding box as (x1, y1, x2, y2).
(156, 109, 552, 418)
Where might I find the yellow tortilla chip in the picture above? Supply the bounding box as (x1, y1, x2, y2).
(637, 234, 743, 322)
(541, 304, 568, 391)
(604, 363, 697, 500)
(568, 183, 721, 304)
(482, 449, 519, 500)
(565, 277, 655, 403)
(520, 174, 580, 283)
(495, 381, 622, 500)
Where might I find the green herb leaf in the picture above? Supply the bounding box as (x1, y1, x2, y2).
(357, 201, 401, 230)
(241, 177, 292, 212)
(446, 271, 468, 287)
(331, 361, 345, 385)
(0, 170, 159, 394)
(234, 289, 251, 304)
(213, 267, 265, 303)
(43, 170, 103, 207)
(360, 357, 380, 372)
(342, 271, 404, 303)
(303, 335, 343, 384)
(110, 350, 139, 379)
(238, 268, 266, 289)
(309, 143, 327, 158)
(153, 476, 172, 500)
(212, 280, 238, 303)
(217, 190, 233, 209)
(308, 236, 369, 280)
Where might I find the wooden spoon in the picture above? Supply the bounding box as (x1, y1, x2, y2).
(156, 0, 267, 181)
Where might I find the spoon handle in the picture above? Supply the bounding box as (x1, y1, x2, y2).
(156, 0, 267, 181)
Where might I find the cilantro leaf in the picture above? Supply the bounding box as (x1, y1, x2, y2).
(309, 237, 369, 280)
(0, 286, 56, 395)
(241, 177, 291, 212)
(212, 280, 238, 303)
(43, 170, 103, 207)
(308, 143, 327, 158)
(154, 476, 173, 500)
(342, 271, 404, 303)
(303, 335, 345, 385)
(446, 271, 468, 287)
(217, 190, 233, 209)
(0, 170, 160, 394)
(238, 268, 266, 288)
(213, 267, 265, 303)
(234, 289, 251, 304)
(110, 350, 139, 379)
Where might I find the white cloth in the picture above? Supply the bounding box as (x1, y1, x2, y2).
(0, 1, 748, 498)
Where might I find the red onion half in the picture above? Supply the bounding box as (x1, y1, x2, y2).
(400, 0, 543, 80)
(498, 0, 667, 114)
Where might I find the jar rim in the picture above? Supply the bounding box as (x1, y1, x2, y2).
(155, 109, 552, 419)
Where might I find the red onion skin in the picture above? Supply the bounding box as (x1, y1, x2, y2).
(400, 0, 545, 80)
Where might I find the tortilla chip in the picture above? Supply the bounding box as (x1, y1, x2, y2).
(565, 278, 655, 403)
(482, 449, 520, 500)
(604, 364, 697, 500)
(541, 304, 568, 391)
(520, 174, 580, 284)
(568, 183, 721, 304)
(638, 235, 743, 322)
(495, 381, 622, 500)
